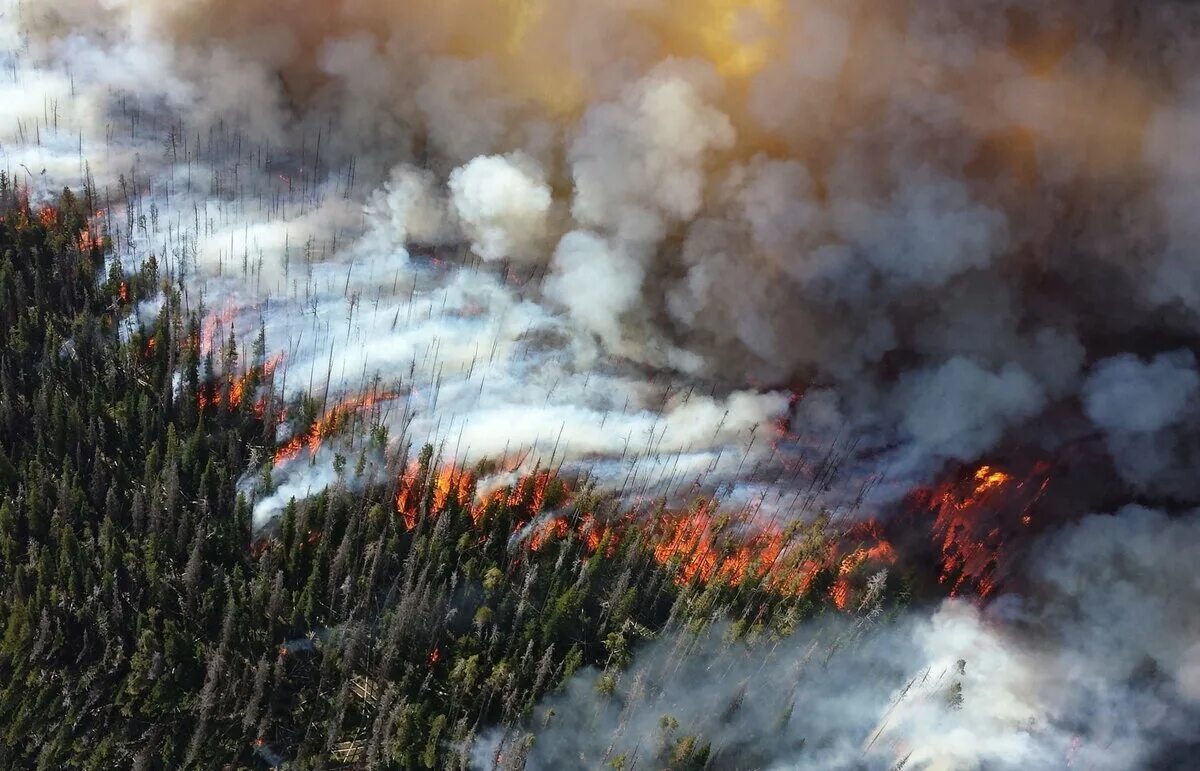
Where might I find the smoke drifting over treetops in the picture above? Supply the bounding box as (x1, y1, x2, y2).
(478, 504, 1200, 769)
(5, 0, 1200, 766)
(16, 0, 1200, 489)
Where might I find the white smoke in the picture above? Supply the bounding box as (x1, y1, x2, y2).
(490, 504, 1200, 770)
(449, 153, 552, 263)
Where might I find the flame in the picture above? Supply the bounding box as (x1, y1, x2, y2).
(13, 203, 104, 252)
(909, 461, 1054, 598)
(199, 304, 238, 357)
(394, 463, 476, 531)
(78, 210, 106, 252)
(581, 514, 605, 553)
(973, 465, 1012, 492)
(274, 389, 393, 465)
(392, 461, 895, 609)
(198, 354, 282, 412)
(529, 516, 569, 551)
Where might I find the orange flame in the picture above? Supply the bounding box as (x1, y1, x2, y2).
(199, 304, 238, 357)
(395, 463, 477, 531)
(198, 354, 282, 412)
(78, 210, 106, 252)
(274, 390, 392, 465)
(910, 461, 1053, 598)
(529, 517, 569, 551)
(393, 463, 895, 609)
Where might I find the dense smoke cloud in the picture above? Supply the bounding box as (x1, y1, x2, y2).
(10, 0, 1200, 493)
(1082, 350, 1200, 499)
(5, 0, 1200, 766)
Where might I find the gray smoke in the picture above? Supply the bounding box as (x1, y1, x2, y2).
(10, 0, 1200, 495)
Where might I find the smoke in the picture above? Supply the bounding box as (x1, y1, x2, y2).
(1082, 350, 1200, 499)
(5, 0, 1200, 764)
(10, 0, 1200, 492)
(543, 231, 643, 352)
(896, 357, 1045, 464)
(484, 504, 1200, 769)
(449, 153, 552, 263)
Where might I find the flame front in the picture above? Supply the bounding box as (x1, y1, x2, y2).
(198, 354, 282, 412)
(392, 462, 896, 609)
(909, 461, 1054, 598)
(273, 389, 394, 465)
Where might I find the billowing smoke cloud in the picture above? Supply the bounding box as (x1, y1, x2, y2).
(5, 0, 1200, 765)
(449, 153, 552, 263)
(10, 0, 1200, 497)
(1082, 350, 1200, 499)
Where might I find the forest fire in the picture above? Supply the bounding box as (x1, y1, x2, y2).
(379, 452, 1060, 611)
(198, 354, 282, 411)
(273, 390, 395, 465)
(529, 517, 569, 551)
(199, 304, 239, 357)
(391, 460, 898, 610)
(4, 200, 105, 255)
(78, 210, 106, 252)
(394, 463, 476, 530)
(904, 460, 1055, 598)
